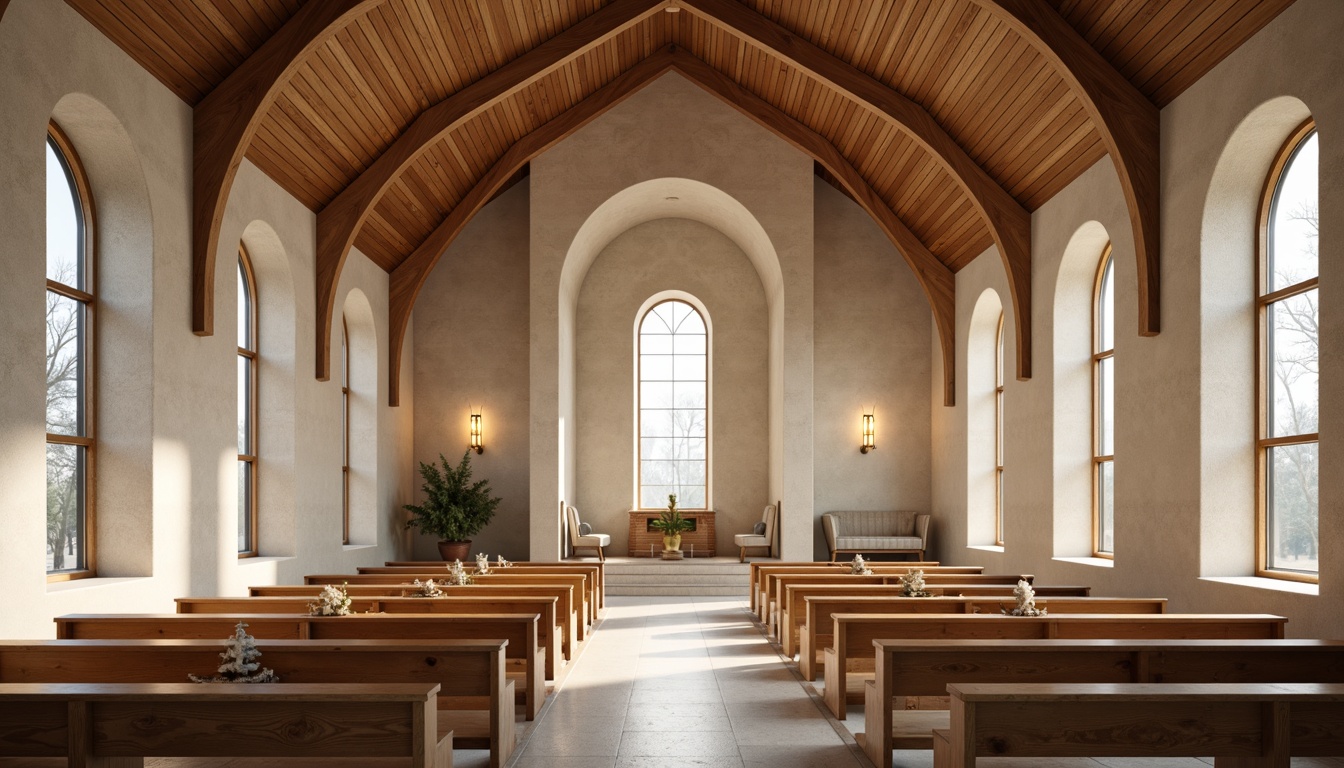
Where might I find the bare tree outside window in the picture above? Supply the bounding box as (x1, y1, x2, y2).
(1258, 123, 1318, 580)
(638, 300, 708, 509)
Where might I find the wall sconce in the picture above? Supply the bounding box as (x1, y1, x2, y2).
(469, 410, 484, 454)
(860, 412, 876, 454)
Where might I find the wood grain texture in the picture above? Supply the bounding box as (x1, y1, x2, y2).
(313, 0, 670, 381)
(192, 0, 384, 337)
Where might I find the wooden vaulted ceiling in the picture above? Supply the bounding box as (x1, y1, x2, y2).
(63, 0, 1295, 405)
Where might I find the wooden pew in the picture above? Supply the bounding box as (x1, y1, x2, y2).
(350, 571, 594, 626)
(748, 562, 949, 613)
(56, 611, 549, 716)
(860, 638, 1344, 768)
(821, 612, 1288, 719)
(0, 638, 514, 768)
(782, 585, 1142, 660)
(766, 573, 1035, 637)
(936, 682, 1344, 768)
(233, 589, 564, 672)
(379, 562, 605, 611)
(754, 565, 974, 621)
(0, 682, 450, 767)
(791, 595, 1167, 678)
(303, 577, 584, 647)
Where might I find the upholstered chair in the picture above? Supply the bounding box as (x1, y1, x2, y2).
(734, 503, 778, 562)
(565, 504, 610, 561)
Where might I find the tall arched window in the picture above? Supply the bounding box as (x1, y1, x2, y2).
(638, 299, 708, 509)
(994, 312, 1005, 546)
(1258, 120, 1318, 582)
(341, 316, 350, 545)
(46, 122, 95, 579)
(237, 247, 259, 557)
(1093, 245, 1115, 557)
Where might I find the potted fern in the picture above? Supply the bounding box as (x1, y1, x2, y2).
(404, 450, 502, 561)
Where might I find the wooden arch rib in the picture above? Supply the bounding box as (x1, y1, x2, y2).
(385, 46, 959, 408)
(314, 0, 670, 381)
(971, 0, 1161, 337)
(192, 0, 383, 336)
(679, 0, 1031, 381)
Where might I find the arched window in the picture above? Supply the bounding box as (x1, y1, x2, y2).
(237, 247, 259, 556)
(638, 299, 708, 509)
(341, 316, 350, 545)
(1093, 245, 1115, 557)
(1257, 120, 1318, 582)
(994, 312, 1005, 546)
(45, 122, 95, 579)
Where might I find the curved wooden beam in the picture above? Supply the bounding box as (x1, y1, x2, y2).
(679, 0, 1030, 382)
(386, 46, 959, 407)
(315, 0, 670, 380)
(970, 0, 1161, 337)
(384, 48, 681, 406)
(193, 0, 383, 336)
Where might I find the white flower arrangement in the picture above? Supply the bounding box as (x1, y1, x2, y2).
(446, 559, 474, 586)
(403, 578, 445, 598)
(307, 583, 352, 616)
(850, 554, 874, 576)
(496, 555, 512, 568)
(1001, 578, 1047, 616)
(475, 552, 491, 575)
(189, 622, 279, 683)
(900, 569, 933, 597)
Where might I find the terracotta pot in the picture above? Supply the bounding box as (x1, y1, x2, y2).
(437, 540, 472, 561)
(662, 534, 681, 552)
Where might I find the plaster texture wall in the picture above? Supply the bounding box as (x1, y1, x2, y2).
(411, 180, 532, 562)
(931, 0, 1343, 636)
(529, 72, 815, 560)
(575, 218, 769, 555)
(0, 0, 412, 638)
(812, 180, 933, 560)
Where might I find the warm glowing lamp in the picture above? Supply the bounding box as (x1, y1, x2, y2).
(469, 410, 484, 454)
(860, 412, 876, 454)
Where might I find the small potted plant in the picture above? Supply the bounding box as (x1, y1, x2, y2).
(649, 494, 695, 553)
(404, 450, 502, 561)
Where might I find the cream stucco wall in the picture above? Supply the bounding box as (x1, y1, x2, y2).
(0, 0, 413, 638)
(931, 0, 1343, 636)
(575, 218, 770, 555)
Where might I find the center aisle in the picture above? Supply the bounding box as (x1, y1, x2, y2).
(509, 596, 867, 768)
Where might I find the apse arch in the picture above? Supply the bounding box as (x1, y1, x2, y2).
(1199, 95, 1315, 579)
(1052, 220, 1113, 558)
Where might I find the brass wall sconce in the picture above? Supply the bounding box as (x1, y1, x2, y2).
(860, 412, 876, 454)
(470, 410, 484, 454)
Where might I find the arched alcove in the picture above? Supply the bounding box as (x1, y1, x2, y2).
(50, 92, 154, 578)
(1199, 95, 1314, 578)
(238, 219, 297, 558)
(341, 288, 379, 546)
(1053, 221, 1113, 558)
(559, 178, 782, 557)
(966, 288, 1004, 547)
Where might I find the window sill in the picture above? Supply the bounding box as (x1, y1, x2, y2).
(342, 544, 377, 552)
(46, 576, 152, 594)
(1053, 556, 1114, 569)
(1200, 576, 1318, 596)
(238, 556, 296, 567)
(967, 545, 1004, 554)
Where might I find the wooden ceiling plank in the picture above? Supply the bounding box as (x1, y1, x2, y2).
(315, 0, 670, 380)
(386, 47, 682, 405)
(192, 0, 384, 337)
(681, 0, 1032, 380)
(668, 50, 958, 405)
(970, 0, 1160, 338)
(1149, 1, 1293, 106)
(66, 0, 214, 101)
(1127, 1, 1235, 87)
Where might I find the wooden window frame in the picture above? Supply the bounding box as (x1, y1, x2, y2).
(1255, 118, 1319, 584)
(46, 121, 97, 583)
(636, 299, 710, 512)
(994, 311, 1004, 547)
(237, 246, 259, 558)
(341, 316, 350, 545)
(1092, 244, 1115, 559)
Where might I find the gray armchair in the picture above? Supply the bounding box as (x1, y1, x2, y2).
(733, 502, 778, 562)
(565, 504, 610, 561)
